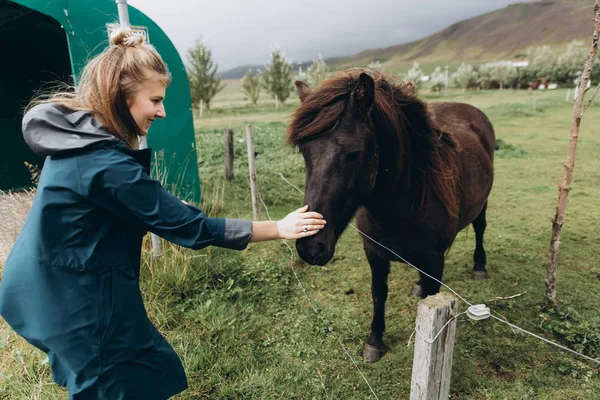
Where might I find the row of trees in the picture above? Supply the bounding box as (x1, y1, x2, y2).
(401, 40, 600, 92)
(187, 40, 330, 112)
(187, 39, 600, 111)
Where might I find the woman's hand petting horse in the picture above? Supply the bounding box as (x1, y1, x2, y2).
(278, 205, 326, 239)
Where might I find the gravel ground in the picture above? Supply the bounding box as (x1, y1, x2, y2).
(0, 191, 34, 265)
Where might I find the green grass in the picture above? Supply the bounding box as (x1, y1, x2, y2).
(2, 88, 600, 399)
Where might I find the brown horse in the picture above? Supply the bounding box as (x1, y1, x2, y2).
(287, 70, 494, 362)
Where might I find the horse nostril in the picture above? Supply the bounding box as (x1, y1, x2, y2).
(296, 239, 329, 265)
(315, 242, 326, 260)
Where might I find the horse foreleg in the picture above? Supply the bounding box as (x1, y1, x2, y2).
(363, 252, 390, 363)
(414, 251, 445, 298)
(472, 201, 488, 280)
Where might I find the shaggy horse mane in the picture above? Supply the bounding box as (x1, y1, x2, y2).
(287, 69, 460, 217)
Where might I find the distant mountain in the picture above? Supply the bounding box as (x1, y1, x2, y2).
(220, 0, 595, 79)
(330, 0, 593, 72)
(219, 61, 312, 80)
(219, 65, 256, 80)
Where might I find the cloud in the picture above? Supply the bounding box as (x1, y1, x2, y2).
(127, 0, 534, 70)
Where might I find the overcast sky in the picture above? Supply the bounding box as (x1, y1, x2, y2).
(127, 0, 536, 71)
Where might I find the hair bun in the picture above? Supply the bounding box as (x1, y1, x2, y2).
(109, 25, 144, 47)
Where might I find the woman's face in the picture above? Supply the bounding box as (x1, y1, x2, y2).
(127, 78, 167, 135)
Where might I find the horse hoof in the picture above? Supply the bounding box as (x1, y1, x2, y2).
(472, 270, 488, 280)
(363, 343, 383, 363)
(410, 284, 423, 297)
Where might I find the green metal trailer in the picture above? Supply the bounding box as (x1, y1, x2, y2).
(0, 0, 200, 202)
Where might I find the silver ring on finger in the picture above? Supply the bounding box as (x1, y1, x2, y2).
(303, 225, 308, 233)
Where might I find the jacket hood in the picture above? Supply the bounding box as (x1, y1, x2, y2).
(22, 103, 119, 157)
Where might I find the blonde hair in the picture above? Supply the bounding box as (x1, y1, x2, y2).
(29, 25, 172, 147)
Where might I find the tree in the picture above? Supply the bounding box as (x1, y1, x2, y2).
(306, 54, 328, 88)
(430, 66, 445, 93)
(477, 63, 514, 90)
(504, 65, 520, 89)
(547, 0, 600, 304)
(406, 61, 424, 90)
(452, 63, 477, 91)
(558, 40, 588, 73)
(496, 64, 516, 90)
(477, 64, 495, 89)
(368, 60, 384, 72)
(186, 39, 225, 113)
(262, 48, 294, 108)
(241, 69, 262, 106)
(523, 45, 557, 81)
(555, 40, 594, 84)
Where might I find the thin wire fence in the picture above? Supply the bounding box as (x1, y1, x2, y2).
(264, 167, 600, 368)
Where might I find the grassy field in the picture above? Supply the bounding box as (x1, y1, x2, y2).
(1, 86, 600, 399)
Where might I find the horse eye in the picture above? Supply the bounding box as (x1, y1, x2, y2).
(345, 151, 361, 162)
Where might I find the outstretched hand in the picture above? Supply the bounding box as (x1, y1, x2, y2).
(277, 205, 326, 239)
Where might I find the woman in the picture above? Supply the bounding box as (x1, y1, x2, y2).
(0, 27, 325, 399)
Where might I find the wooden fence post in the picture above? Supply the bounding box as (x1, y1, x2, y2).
(410, 292, 458, 400)
(224, 128, 234, 181)
(151, 234, 163, 257)
(138, 137, 163, 257)
(245, 124, 260, 221)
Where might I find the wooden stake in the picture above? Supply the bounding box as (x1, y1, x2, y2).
(410, 292, 458, 400)
(138, 137, 163, 258)
(151, 234, 163, 257)
(246, 124, 260, 221)
(224, 128, 234, 181)
(547, 0, 600, 304)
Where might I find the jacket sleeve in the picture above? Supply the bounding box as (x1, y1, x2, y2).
(79, 150, 253, 250)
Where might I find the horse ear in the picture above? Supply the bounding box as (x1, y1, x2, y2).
(405, 81, 416, 96)
(353, 72, 375, 113)
(295, 81, 311, 102)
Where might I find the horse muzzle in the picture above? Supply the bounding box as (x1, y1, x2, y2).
(296, 229, 336, 266)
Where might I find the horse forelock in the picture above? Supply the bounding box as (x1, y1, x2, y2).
(287, 69, 413, 146)
(287, 79, 348, 146)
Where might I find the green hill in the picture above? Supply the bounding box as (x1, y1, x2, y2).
(329, 0, 594, 73)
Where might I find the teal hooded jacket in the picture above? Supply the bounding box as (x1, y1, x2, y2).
(0, 104, 253, 399)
